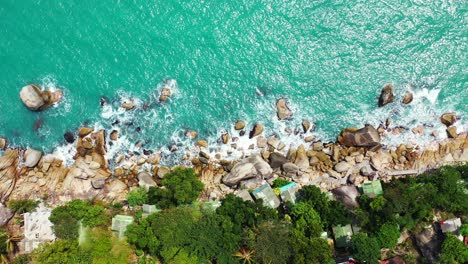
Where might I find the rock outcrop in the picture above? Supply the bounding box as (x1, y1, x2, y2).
(276, 98, 293, 120)
(402, 91, 413, 104)
(378, 84, 394, 107)
(24, 148, 42, 168)
(222, 155, 272, 186)
(249, 123, 264, 138)
(337, 125, 381, 148)
(20, 84, 63, 111)
(440, 112, 457, 127)
(234, 120, 246, 130)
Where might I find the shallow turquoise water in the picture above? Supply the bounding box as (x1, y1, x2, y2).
(0, 0, 466, 159)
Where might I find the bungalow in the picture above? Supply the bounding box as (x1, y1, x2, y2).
(19, 203, 56, 253)
(111, 215, 134, 238)
(252, 183, 280, 208)
(279, 182, 299, 204)
(361, 180, 383, 198)
(332, 224, 353, 248)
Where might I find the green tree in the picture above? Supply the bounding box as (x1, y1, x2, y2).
(290, 230, 333, 264)
(290, 203, 323, 238)
(187, 213, 239, 263)
(126, 187, 148, 207)
(32, 240, 91, 264)
(460, 224, 468, 238)
(147, 168, 204, 209)
(0, 229, 8, 263)
(216, 194, 278, 234)
(7, 199, 39, 214)
(439, 234, 468, 264)
(272, 178, 291, 188)
(376, 223, 400, 249)
(351, 233, 380, 264)
(248, 221, 292, 264)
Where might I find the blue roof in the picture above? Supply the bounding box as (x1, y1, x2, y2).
(279, 182, 297, 192)
(252, 183, 270, 195)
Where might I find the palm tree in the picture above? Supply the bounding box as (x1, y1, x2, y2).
(233, 247, 255, 264)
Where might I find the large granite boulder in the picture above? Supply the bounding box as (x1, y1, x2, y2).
(138, 172, 157, 190)
(0, 204, 13, 227)
(332, 185, 360, 209)
(222, 155, 272, 186)
(20, 84, 63, 111)
(276, 98, 293, 120)
(337, 125, 381, 148)
(414, 225, 443, 263)
(269, 152, 289, 169)
(24, 148, 42, 168)
(378, 84, 394, 107)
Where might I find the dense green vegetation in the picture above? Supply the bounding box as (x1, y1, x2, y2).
(147, 168, 204, 209)
(9, 165, 467, 263)
(7, 199, 39, 214)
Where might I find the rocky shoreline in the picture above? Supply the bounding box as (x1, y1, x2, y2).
(0, 84, 466, 209)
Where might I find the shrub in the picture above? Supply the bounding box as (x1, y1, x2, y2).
(7, 199, 39, 214)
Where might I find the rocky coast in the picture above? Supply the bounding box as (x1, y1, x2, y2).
(0, 84, 466, 214)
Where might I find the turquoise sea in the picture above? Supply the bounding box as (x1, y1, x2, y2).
(0, 1, 466, 163)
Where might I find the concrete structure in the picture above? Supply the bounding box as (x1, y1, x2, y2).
(440, 218, 462, 234)
(20, 203, 56, 253)
(142, 204, 160, 217)
(111, 215, 134, 238)
(201, 201, 222, 211)
(252, 183, 280, 208)
(333, 224, 353, 248)
(361, 180, 383, 198)
(279, 182, 299, 203)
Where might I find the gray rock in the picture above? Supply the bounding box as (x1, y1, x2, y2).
(24, 148, 42, 168)
(91, 179, 105, 189)
(276, 98, 293, 120)
(0, 204, 13, 227)
(282, 162, 299, 174)
(269, 152, 288, 169)
(20, 84, 45, 110)
(414, 225, 443, 263)
(337, 125, 381, 148)
(222, 155, 272, 186)
(138, 172, 157, 190)
(332, 185, 360, 209)
(378, 84, 394, 107)
(334, 161, 351, 173)
(157, 166, 170, 178)
(360, 165, 375, 176)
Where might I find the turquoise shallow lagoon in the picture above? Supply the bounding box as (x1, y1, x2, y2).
(0, 1, 466, 162)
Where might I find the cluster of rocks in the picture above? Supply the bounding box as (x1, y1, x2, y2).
(19, 84, 63, 111)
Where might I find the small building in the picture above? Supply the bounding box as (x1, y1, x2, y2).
(142, 204, 160, 217)
(111, 215, 134, 238)
(333, 224, 353, 248)
(20, 203, 56, 253)
(201, 201, 222, 211)
(440, 218, 462, 234)
(361, 180, 383, 198)
(252, 183, 280, 208)
(279, 182, 299, 204)
(237, 189, 254, 202)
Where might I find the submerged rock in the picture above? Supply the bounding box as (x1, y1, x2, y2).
(63, 132, 75, 144)
(402, 91, 413, 104)
(159, 87, 172, 102)
(378, 84, 394, 107)
(276, 98, 293, 120)
(337, 125, 381, 148)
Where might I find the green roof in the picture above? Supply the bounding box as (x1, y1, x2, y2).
(362, 180, 383, 198)
(111, 215, 134, 238)
(332, 224, 353, 248)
